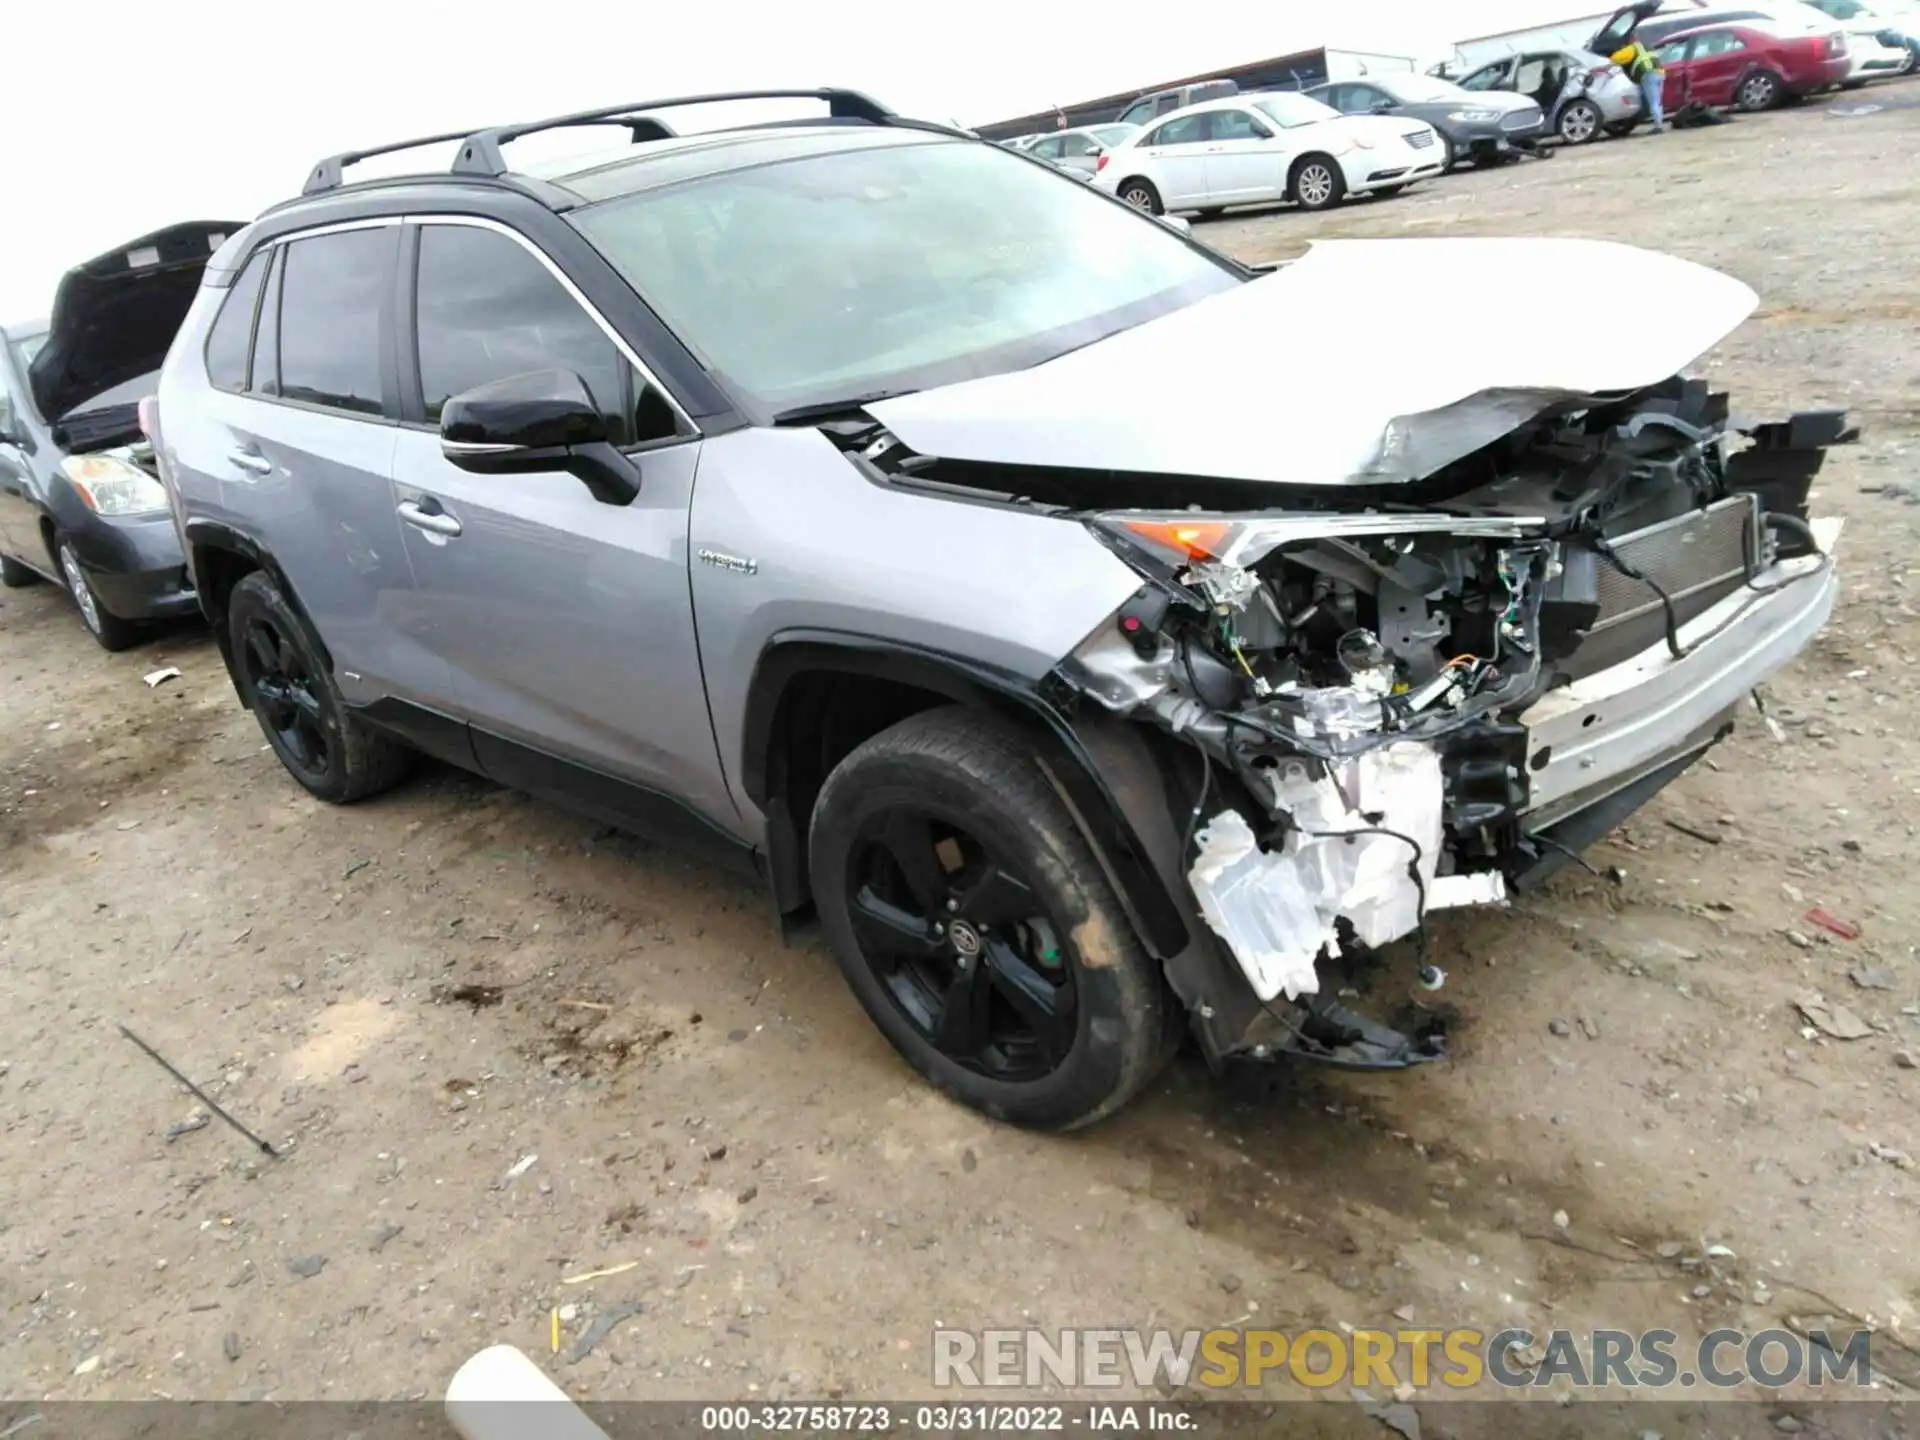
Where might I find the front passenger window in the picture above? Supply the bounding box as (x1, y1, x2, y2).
(413, 224, 678, 446)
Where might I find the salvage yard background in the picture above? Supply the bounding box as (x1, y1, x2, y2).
(4, 101, 1919, 1426)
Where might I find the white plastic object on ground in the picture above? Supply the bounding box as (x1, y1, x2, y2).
(446, 1344, 609, 1440)
(142, 667, 181, 689)
(1188, 742, 1505, 1002)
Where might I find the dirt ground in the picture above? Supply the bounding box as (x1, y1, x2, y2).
(4, 91, 1920, 1434)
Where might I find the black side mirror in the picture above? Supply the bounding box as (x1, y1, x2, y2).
(440, 368, 639, 506)
(1371, 101, 1397, 114)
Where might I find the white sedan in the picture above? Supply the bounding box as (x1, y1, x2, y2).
(1090, 92, 1446, 217)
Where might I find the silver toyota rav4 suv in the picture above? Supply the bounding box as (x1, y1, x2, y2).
(155, 89, 1849, 1129)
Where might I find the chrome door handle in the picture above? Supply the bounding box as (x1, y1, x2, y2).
(229, 450, 272, 476)
(397, 500, 462, 537)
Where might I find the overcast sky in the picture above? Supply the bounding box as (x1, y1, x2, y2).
(6, 0, 1614, 322)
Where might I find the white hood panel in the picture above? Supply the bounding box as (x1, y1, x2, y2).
(867, 238, 1758, 487)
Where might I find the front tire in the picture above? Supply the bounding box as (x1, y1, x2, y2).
(57, 537, 141, 651)
(1557, 98, 1603, 144)
(227, 571, 411, 803)
(1736, 69, 1784, 110)
(1117, 178, 1163, 215)
(1290, 154, 1346, 211)
(808, 707, 1175, 1130)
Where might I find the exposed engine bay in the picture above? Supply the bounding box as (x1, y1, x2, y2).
(832, 370, 1852, 1072)
(1050, 379, 1849, 1063)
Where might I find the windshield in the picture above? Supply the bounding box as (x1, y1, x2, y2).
(1379, 75, 1469, 102)
(571, 138, 1239, 414)
(1254, 93, 1340, 127)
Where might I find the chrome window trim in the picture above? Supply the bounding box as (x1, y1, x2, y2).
(405, 213, 699, 438)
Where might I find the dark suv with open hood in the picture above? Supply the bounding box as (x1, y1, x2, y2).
(156, 91, 1849, 1129)
(0, 221, 240, 648)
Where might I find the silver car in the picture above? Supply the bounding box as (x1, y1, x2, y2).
(156, 89, 1850, 1129)
(1021, 123, 1139, 179)
(1455, 48, 1647, 143)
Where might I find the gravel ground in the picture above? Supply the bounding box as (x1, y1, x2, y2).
(3, 90, 1919, 1434)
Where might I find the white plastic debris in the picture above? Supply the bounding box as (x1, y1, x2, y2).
(143, 667, 182, 689)
(504, 1153, 538, 1180)
(1188, 741, 1504, 1002)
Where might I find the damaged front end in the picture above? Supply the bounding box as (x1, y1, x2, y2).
(1047, 378, 1850, 1070)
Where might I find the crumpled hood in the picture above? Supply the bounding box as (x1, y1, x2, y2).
(30, 220, 244, 424)
(867, 238, 1757, 487)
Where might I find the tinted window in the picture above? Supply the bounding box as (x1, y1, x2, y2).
(414, 224, 670, 445)
(1655, 38, 1692, 63)
(1118, 100, 1154, 125)
(205, 250, 268, 391)
(276, 228, 393, 416)
(1154, 93, 1182, 115)
(1212, 109, 1273, 141)
(251, 248, 285, 396)
(1459, 63, 1509, 90)
(1694, 29, 1748, 53)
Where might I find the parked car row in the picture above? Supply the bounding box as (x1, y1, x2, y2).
(0, 87, 1855, 1132)
(1005, 0, 1915, 219)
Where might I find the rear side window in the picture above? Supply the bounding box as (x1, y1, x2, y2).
(275, 228, 394, 417)
(413, 223, 675, 445)
(205, 250, 268, 391)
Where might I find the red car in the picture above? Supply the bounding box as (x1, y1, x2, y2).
(1652, 22, 1851, 110)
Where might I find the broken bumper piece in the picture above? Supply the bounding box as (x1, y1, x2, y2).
(1187, 746, 1507, 1005)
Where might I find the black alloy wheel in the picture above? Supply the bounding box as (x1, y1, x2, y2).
(225, 570, 411, 803)
(846, 806, 1076, 1083)
(808, 707, 1175, 1129)
(241, 610, 332, 786)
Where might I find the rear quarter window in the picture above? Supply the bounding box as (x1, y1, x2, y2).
(204, 250, 269, 391)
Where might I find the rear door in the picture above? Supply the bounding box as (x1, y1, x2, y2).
(386, 218, 734, 826)
(1136, 112, 1216, 207)
(176, 222, 451, 710)
(1679, 29, 1751, 102)
(1203, 107, 1288, 204)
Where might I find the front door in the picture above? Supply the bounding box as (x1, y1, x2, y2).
(1203, 107, 1287, 204)
(388, 219, 736, 829)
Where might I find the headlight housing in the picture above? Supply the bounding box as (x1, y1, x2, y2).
(59, 454, 169, 517)
(1090, 511, 1544, 571)
(1446, 108, 1500, 123)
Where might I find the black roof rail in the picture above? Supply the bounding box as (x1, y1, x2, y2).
(450, 88, 898, 177)
(303, 127, 497, 195)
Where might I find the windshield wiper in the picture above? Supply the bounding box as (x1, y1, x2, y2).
(770, 389, 919, 426)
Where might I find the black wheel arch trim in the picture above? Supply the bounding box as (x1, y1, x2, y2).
(182, 519, 329, 702)
(741, 632, 1202, 976)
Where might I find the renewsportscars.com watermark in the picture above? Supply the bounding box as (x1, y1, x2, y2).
(932, 1326, 1876, 1392)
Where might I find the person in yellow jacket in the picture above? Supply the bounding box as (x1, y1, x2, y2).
(1612, 39, 1669, 132)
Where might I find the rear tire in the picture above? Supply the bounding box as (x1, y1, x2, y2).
(1, 553, 41, 588)
(227, 571, 412, 804)
(1117, 178, 1163, 215)
(1736, 68, 1784, 111)
(1557, 98, 1603, 144)
(57, 537, 141, 652)
(808, 707, 1175, 1130)
(1290, 154, 1347, 211)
